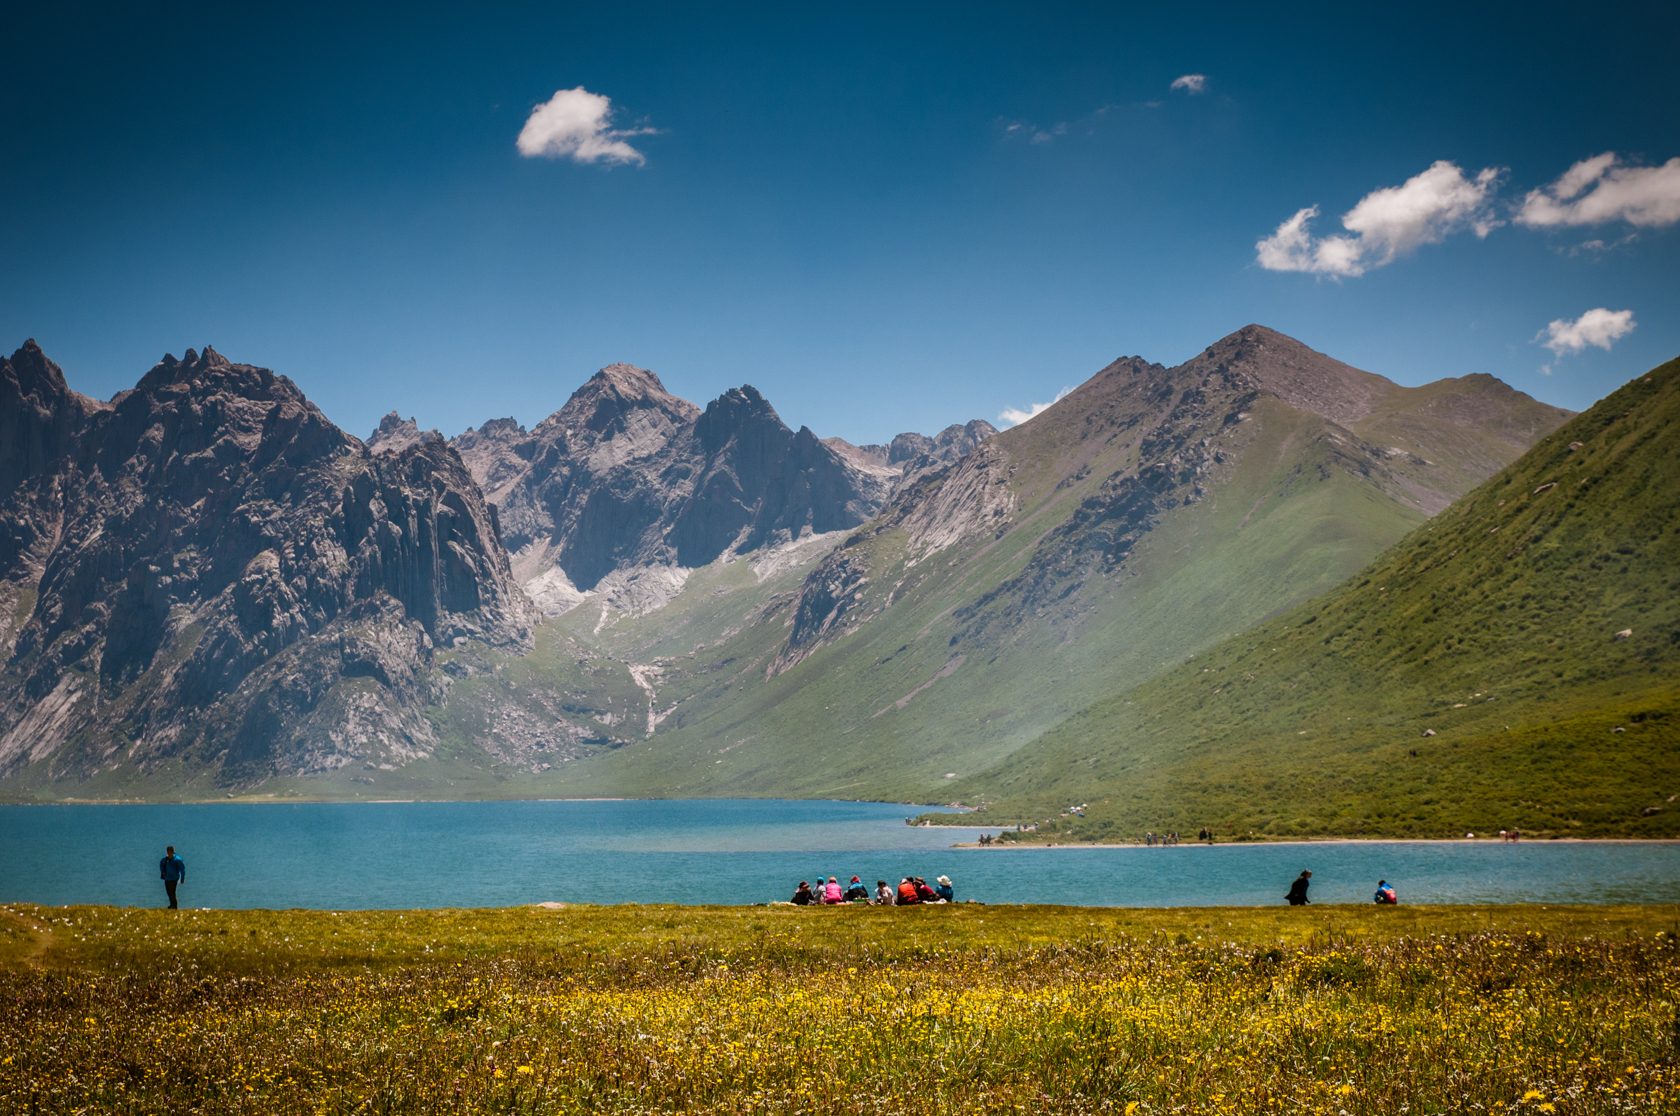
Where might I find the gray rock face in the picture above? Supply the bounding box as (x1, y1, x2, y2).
(451, 417, 533, 504)
(889, 420, 999, 487)
(0, 345, 534, 787)
(450, 366, 998, 601)
(0, 340, 107, 502)
(451, 365, 893, 596)
(365, 411, 442, 455)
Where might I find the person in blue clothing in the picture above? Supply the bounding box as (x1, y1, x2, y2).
(934, 875, 955, 902)
(1373, 880, 1397, 905)
(159, 846, 185, 909)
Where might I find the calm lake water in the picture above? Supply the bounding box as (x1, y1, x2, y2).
(2, 799, 1676, 909)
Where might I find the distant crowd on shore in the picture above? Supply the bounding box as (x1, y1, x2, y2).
(789, 875, 956, 905)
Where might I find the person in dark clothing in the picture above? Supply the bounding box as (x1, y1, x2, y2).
(1284, 870, 1312, 905)
(791, 881, 815, 905)
(843, 876, 870, 902)
(160, 846, 186, 909)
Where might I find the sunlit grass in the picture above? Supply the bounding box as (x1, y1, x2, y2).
(2, 903, 1676, 1113)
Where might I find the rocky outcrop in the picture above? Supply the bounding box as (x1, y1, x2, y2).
(450, 366, 998, 611)
(0, 345, 535, 789)
(824, 420, 999, 496)
(454, 365, 893, 605)
(452, 417, 535, 504)
(365, 411, 442, 455)
(889, 420, 999, 482)
(0, 340, 106, 502)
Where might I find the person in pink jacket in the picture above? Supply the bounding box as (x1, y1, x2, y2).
(823, 877, 844, 904)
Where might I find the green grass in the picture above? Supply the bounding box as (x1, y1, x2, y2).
(953, 355, 1680, 839)
(3, 903, 1677, 1114)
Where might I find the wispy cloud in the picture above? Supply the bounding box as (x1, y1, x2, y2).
(1538, 308, 1636, 356)
(1004, 120, 1069, 145)
(999, 386, 1073, 427)
(1256, 161, 1503, 277)
(1514, 152, 1680, 229)
(1562, 233, 1639, 258)
(1170, 74, 1207, 94)
(516, 87, 655, 166)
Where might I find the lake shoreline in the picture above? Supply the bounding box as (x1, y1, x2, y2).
(950, 836, 1680, 848)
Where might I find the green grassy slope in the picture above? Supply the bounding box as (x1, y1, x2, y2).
(952, 355, 1680, 839)
(523, 361, 1530, 802)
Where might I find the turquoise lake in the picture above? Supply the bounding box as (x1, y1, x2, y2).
(2, 799, 1676, 909)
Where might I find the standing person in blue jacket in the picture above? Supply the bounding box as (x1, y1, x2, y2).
(160, 845, 185, 909)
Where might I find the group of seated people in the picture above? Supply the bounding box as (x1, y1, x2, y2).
(790, 874, 955, 905)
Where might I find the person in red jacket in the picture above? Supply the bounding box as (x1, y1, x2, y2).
(897, 878, 920, 905)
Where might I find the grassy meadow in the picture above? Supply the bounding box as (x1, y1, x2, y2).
(3, 901, 1677, 1114)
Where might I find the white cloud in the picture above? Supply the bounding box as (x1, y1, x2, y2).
(1515, 152, 1680, 228)
(1004, 119, 1069, 145)
(1537, 308, 1636, 356)
(1170, 74, 1207, 94)
(1256, 161, 1503, 277)
(999, 386, 1073, 427)
(516, 87, 654, 166)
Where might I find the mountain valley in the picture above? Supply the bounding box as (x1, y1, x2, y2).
(7, 324, 1660, 842)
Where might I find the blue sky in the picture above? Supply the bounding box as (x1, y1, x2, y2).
(2, 1, 1676, 445)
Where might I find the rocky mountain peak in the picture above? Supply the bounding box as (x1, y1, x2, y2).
(888, 431, 933, 464)
(132, 346, 302, 409)
(475, 416, 527, 438)
(1193, 324, 1393, 428)
(695, 385, 783, 453)
(591, 361, 670, 397)
(366, 411, 443, 455)
(0, 344, 535, 790)
(537, 362, 700, 443)
(1, 339, 105, 501)
(450, 418, 534, 505)
(6, 339, 71, 398)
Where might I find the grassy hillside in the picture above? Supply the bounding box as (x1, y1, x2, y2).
(952, 355, 1680, 839)
(492, 334, 1570, 804)
(529, 393, 1440, 801)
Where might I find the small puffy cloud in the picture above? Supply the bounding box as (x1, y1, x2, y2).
(1515, 152, 1680, 228)
(516, 87, 654, 166)
(1170, 74, 1207, 94)
(1537, 308, 1636, 356)
(1256, 161, 1502, 277)
(999, 386, 1073, 427)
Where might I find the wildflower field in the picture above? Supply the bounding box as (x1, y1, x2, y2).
(1, 902, 1676, 1114)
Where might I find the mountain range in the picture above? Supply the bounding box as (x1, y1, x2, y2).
(7, 324, 1665, 841)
